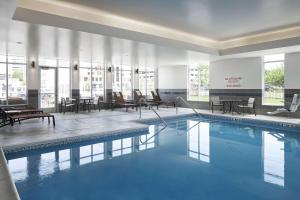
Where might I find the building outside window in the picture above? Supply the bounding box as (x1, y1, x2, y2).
(92, 64, 105, 98)
(139, 66, 155, 98)
(263, 54, 285, 106)
(188, 64, 209, 102)
(0, 55, 27, 105)
(80, 62, 105, 98)
(112, 65, 132, 100)
(79, 62, 92, 98)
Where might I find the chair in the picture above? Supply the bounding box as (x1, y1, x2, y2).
(267, 94, 300, 115)
(61, 98, 76, 114)
(151, 89, 172, 108)
(97, 96, 104, 111)
(0, 107, 55, 127)
(134, 90, 158, 109)
(113, 92, 138, 112)
(210, 96, 223, 113)
(237, 97, 256, 116)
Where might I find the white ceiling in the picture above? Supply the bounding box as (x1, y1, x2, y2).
(60, 0, 300, 40)
(1, 0, 300, 65)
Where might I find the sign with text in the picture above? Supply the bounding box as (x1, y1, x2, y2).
(224, 77, 243, 88)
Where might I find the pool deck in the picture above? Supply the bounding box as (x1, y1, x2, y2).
(1, 107, 300, 149)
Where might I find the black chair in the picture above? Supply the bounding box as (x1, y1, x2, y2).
(61, 98, 76, 114)
(210, 96, 223, 113)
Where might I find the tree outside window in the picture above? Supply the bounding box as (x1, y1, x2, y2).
(263, 54, 284, 106)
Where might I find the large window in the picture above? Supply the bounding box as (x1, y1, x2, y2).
(58, 60, 70, 101)
(80, 62, 105, 98)
(0, 55, 27, 105)
(188, 64, 209, 102)
(80, 62, 92, 98)
(113, 65, 132, 99)
(263, 54, 284, 106)
(139, 67, 155, 98)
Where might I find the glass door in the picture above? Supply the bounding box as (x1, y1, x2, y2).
(40, 67, 57, 112)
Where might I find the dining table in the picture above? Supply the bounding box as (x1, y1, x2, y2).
(220, 99, 243, 114)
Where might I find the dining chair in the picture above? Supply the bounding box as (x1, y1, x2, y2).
(210, 96, 223, 113)
(237, 97, 256, 116)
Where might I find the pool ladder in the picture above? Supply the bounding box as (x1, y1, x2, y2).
(138, 98, 168, 144)
(175, 96, 202, 117)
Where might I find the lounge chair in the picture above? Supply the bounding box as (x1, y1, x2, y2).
(151, 89, 173, 108)
(210, 96, 223, 113)
(0, 107, 55, 127)
(134, 90, 159, 109)
(237, 97, 256, 116)
(9, 113, 55, 126)
(267, 94, 300, 115)
(113, 92, 138, 112)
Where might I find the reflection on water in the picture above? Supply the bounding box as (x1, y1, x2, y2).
(7, 157, 27, 182)
(187, 120, 210, 163)
(263, 131, 285, 187)
(80, 143, 104, 165)
(7, 128, 159, 183)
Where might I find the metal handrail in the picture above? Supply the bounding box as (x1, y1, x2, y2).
(138, 98, 168, 144)
(175, 96, 201, 116)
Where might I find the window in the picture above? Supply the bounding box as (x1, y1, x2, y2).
(92, 65, 105, 98)
(113, 65, 133, 99)
(80, 62, 105, 98)
(80, 62, 92, 98)
(0, 55, 27, 105)
(58, 60, 70, 101)
(139, 67, 155, 98)
(263, 54, 284, 106)
(188, 64, 209, 102)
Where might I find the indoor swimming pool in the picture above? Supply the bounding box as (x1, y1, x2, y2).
(5, 116, 300, 200)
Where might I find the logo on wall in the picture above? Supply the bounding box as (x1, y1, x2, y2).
(224, 77, 243, 88)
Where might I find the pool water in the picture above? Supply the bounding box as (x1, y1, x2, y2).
(5, 116, 300, 200)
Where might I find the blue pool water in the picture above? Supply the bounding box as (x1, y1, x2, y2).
(5, 116, 300, 200)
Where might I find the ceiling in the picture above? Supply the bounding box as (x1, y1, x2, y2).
(1, 0, 300, 65)
(60, 0, 300, 40)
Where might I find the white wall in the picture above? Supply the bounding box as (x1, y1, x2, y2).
(158, 65, 187, 89)
(210, 57, 262, 89)
(285, 52, 300, 89)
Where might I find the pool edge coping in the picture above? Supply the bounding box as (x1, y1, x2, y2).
(0, 148, 21, 200)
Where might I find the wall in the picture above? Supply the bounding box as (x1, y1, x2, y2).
(284, 52, 300, 113)
(209, 54, 300, 116)
(209, 57, 263, 109)
(158, 65, 187, 105)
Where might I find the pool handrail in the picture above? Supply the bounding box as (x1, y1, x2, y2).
(138, 98, 168, 144)
(175, 96, 201, 117)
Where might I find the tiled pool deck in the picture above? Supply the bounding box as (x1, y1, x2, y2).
(0, 107, 300, 200)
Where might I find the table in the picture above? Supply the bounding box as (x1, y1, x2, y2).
(77, 98, 94, 112)
(220, 99, 243, 114)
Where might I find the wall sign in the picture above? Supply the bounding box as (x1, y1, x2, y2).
(224, 77, 243, 88)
